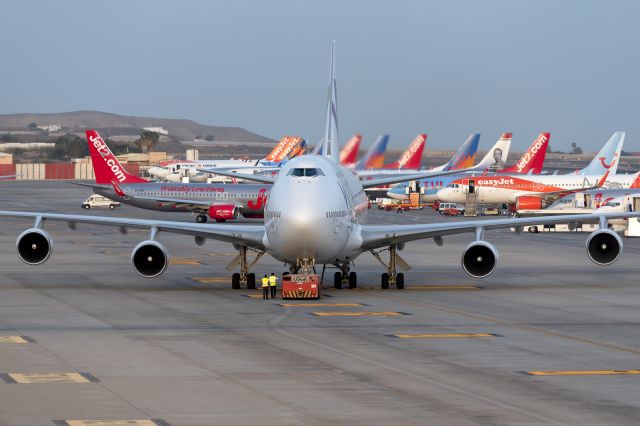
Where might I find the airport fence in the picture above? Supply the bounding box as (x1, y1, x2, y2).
(2, 162, 141, 180)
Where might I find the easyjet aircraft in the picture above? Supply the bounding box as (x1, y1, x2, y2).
(437, 132, 628, 209)
(0, 43, 636, 291)
(77, 130, 271, 223)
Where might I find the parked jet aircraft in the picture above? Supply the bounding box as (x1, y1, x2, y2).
(1, 43, 636, 291)
(149, 136, 306, 182)
(387, 132, 521, 202)
(78, 130, 271, 223)
(436, 132, 628, 209)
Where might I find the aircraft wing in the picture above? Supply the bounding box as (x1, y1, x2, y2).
(360, 212, 640, 250)
(197, 168, 276, 184)
(0, 211, 265, 249)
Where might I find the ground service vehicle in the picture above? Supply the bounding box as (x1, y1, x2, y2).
(81, 194, 120, 209)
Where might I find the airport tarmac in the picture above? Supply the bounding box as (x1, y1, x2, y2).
(2, 181, 640, 425)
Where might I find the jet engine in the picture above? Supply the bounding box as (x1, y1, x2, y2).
(586, 229, 622, 265)
(461, 240, 498, 278)
(131, 240, 168, 278)
(208, 205, 240, 222)
(515, 195, 547, 210)
(16, 228, 52, 265)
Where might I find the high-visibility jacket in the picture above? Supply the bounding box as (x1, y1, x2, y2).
(261, 277, 269, 288)
(269, 275, 278, 286)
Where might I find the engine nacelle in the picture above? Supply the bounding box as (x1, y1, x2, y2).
(131, 240, 169, 278)
(586, 229, 622, 265)
(461, 240, 498, 278)
(16, 228, 52, 265)
(515, 195, 547, 210)
(208, 204, 240, 221)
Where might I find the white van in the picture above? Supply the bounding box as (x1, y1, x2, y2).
(81, 194, 121, 210)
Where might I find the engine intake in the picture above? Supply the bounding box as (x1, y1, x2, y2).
(461, 241, 498, 278)
(586, 229, 622, 265)
(16, 228, 52, 265)
(131, 240, 168, 278)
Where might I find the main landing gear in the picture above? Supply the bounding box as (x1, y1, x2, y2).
(370, 245, 405, 289)
(332, 262, 357, 289)
(230, 246, 264, 290)
(196, 214, 208, 223)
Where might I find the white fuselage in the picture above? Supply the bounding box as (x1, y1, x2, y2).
(262, 156, 368, 264)
(436, 174, 638, 204)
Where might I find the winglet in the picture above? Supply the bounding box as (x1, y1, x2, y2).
(86, 130, 148, 185)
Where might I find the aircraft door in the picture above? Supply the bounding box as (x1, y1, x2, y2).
(574, 193, 585, 208)
(633, 197, 640, 212)
(584, 194, 592, 209)
(468, 180, 475, 194)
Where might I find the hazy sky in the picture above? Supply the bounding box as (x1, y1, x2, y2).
(1, 1, 639, 152)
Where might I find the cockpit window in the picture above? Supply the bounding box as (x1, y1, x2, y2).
(287, 168, 324, 177)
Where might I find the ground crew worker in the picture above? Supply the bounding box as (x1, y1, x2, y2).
(269, 272, 278, 298)
(261, 274, 269, 300)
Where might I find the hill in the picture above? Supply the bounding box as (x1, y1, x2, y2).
(0, 111, 275, 143)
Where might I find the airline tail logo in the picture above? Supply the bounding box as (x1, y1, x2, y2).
(86, 130, 147, 184)
(396, 134, 426, 169)
(247, 188, 268, 210)
(264, 136, 306, 163)
(513, 133, 549, 173)
(599, 154, 618, 170)
(340, 134, 362, 165)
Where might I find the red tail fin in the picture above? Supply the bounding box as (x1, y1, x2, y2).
(86, 130, 148, 184)
(340, 134, 362, 166)
(499, 132, 549, 174)
(384, 134, 427, 169)
(630, 172, 640, 189)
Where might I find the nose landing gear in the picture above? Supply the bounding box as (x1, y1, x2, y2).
(370, 245, 406, 289)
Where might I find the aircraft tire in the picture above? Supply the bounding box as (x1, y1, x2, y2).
(247, 273, 256, 289)
(196, 215, 208, 223)
(396, 273, 405, 289)
(381, 273, 389, 289)
(348, 272, 357, 289)
(231, 273, 240, 289)
(334, 272, 342, 289)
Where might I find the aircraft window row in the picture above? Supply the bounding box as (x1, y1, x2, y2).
(287, 168, 325, 177)
(326, 210, 347, 218)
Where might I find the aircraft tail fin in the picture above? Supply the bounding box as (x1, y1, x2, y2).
(499, 132, 549, 174)
(86, 130, 148, 185)
(435, 133, 480, 171)
(323, 40, 340, 162)
(261, 136, 306, 165)
(355, 134, 389, 169)
(473, 132, 512, 171)
(629, 172, 640, 189)
(576, 131, 624, 176)
(384, 134, 427, 170)
(340, 134, 362, 166)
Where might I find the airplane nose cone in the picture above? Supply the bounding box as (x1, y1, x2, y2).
(269, 205, 338, 261)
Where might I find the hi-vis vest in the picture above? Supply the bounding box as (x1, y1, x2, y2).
(269, 275, 277, 286)
(261, 277, 269, 288)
